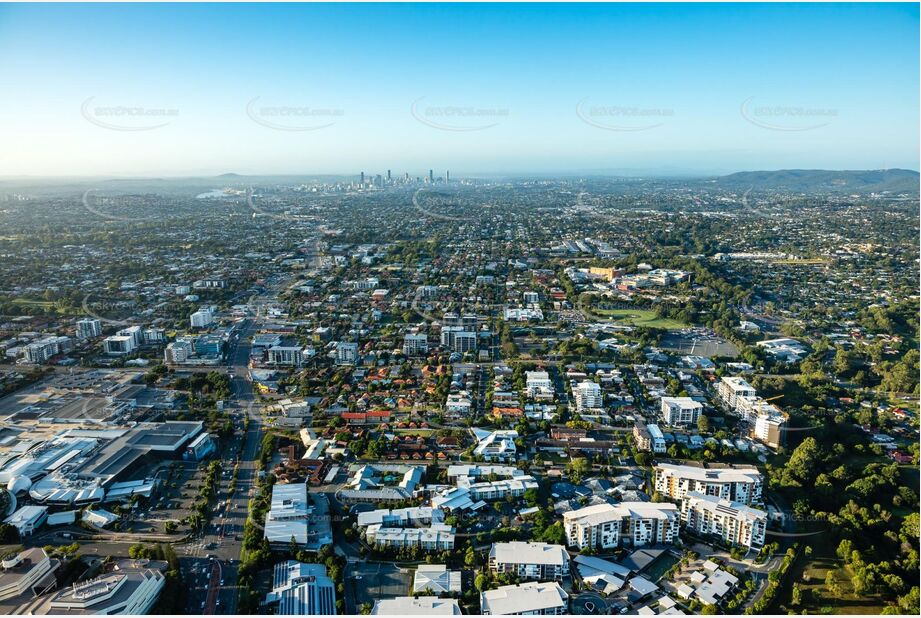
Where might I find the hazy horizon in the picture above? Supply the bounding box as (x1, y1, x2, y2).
(1, 2, 918, 176)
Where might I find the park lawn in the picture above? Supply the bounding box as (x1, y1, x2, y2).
(790, 556, 889, 615)
(391, 428, 435, 436)
(595, 308, 687, 329)
(11, 298, 56, 309)
(777, 530, 891, 615)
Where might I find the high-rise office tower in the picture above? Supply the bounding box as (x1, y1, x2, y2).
(387, 169, 391, 181)
(429, 169, 434, 183)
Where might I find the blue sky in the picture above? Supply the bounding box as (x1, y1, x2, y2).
(0, 2, 917, 176)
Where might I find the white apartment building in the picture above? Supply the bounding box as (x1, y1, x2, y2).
(660, 396, 703, 426)
(447, 464, 523, 483)
(75, 318, 102, 340)
(481, 581, 569, 615)
(563, 502, 680, 550)
(445, 392, 472, 415)
(526, 371, 554, 399)
(654, 463, 763, 505)
(164, 339, 193, 364)
(117, 325, 144, 348)
(488, 542, 570, 581)
(736, 395, 782, 423)
(357, 506, 444, 528)
(717, 376, 757, 410)
(573, 381, 603, 412)
(432, 476, 538, 512)
(468, 475, 538, 501)
(367, 523, 455, 551)
(143, 328, 165, 344)
(403, 333, 429, 356)
(336, 341, 359, 364)
(190, 309, 214, 328)
(351, 277, 379, 290)
(25, 336, 71, 364)
(442, 312, 479, 330)
(268, 345, 307, 367)
(103, 334, 137, 356)
(441, 327, 477, 352)
(753, 414, 786, 449)
(681, 491, 767, 548)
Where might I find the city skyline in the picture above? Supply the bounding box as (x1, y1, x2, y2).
(0, 2, 918, 177)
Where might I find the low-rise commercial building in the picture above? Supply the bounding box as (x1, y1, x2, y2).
(27, 559, 165, 614)
(264, 482, 333, 549)
(3, 505, 48, 537)
(0, 549, 57, 602)
(263, 561, 336, 615)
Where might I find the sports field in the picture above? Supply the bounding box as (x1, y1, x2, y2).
(594, 307, 687, 329)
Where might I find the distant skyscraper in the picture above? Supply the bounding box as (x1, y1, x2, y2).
(429, 169, 434, 183)
(360, 171, 365, 185)
(387, 169, 391, 181)
(446, 170, 450, 183)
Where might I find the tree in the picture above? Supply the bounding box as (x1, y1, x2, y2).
(697, 414, 710, 433)
(523, 488, 540, 507)
(825, 571, 842, 597)
(634, 451, 652, 467)
(568, 457, 590, 484)
(832, 348, 853, 376)
(782, 437, 821, 487)
(0, 523, 20, 544)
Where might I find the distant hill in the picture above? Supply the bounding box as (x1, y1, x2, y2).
(216, 173, 243, 178)
(713, 169, 919, 193)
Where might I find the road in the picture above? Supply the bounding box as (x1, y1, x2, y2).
(178, 311, 270, 614)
